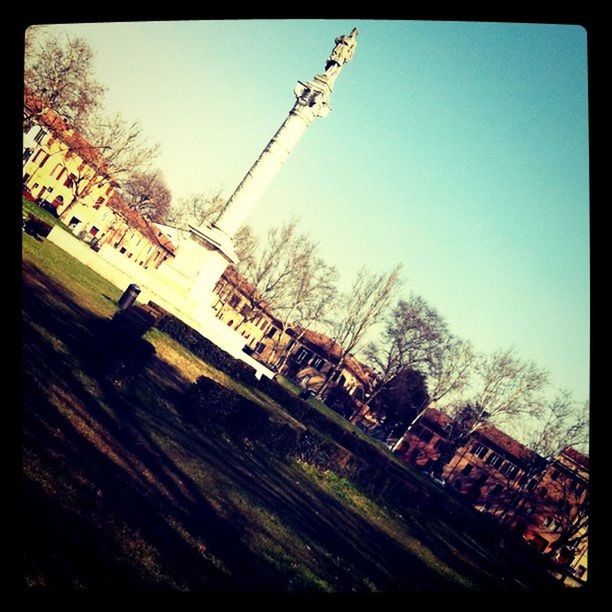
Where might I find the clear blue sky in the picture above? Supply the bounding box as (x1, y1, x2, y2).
(44, 19, 589, 403)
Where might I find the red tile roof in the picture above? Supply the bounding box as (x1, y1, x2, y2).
(24, 87, 112, 180)
(297, 328, 343, 361)
(421, 407, 453, 429)
(475, 423, 539, 464)
(562, 447, 589, 470)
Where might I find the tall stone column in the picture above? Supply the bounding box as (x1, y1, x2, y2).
(187, 28, 358, 310)
(211, 27, 359, 240)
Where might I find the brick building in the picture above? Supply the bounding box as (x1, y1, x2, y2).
(393, 408, 589, 581)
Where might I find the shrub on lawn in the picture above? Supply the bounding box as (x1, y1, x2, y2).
(257, 376, 308, 420)
(84, 311, 157, 383)
(23, 216, 54, 239)
(183, 376, 244, 425)
(184, 376, 302, 458)
(154, 312, 257, 384)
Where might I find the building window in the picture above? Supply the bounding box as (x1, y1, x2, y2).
(34, 127, 46, 144)
(68, 217, 80, 228)
(486, 452, 504, 469)
(255, 342, 265, 354)
(227, 320, 234, 327)
(312, 357, 325, 370)
(266, 327, 277, 338)
(89, 226, 99, 236)
(94, 197, 105, 209)
(412, 424, 424, 438)
(39, 153, 50, 167)
(472, 443, 489, 459)
(461, 463, 473, 476)
(229, 295, 240, 308)
(296, 348, 311, 364)
(490, 484, 502, 496)
(64, 173, 77, 188)
(419, 429, 434, 444)
(537, 487, 548, 498)
(501, 463, 519, 478)
(574, 483, 584, 496)
(434, 439, 446, 451)
(550, 469, 559, 481)
(119, 247, 127, 254)
(31, 150, 44, 164)
(543, 516, 558, 532)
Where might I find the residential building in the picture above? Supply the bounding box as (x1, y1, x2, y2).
(393, 408, 589, 580)
(23, 88, 175, 269)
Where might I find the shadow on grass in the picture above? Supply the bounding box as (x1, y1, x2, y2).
(21, 259, 561, 592)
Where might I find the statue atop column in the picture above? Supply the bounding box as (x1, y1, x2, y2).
(325, 27, 359, 74)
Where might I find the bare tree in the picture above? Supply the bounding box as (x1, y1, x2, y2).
(266, 255, 339, 370)
(316, 264, 403, 399)
(165, 191, 226, 228)
(56, 114, 161, 219)
(24, 28, 106, 132)
(388, 335, 477, 449)
(429, 348, 549, 474)
(465, 347, 550, 433)
(363, 294, 449, 404)
(120, 169, 172, 222)
(233, 225, 259, 272)
(501, 391, 589, 537)
(24, 25, 49, 56)
(538, 468, 589, 559)
(523, 391, 589, 459)
(235, 218, 306, 321)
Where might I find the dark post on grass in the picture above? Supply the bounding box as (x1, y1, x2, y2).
(118, 283, 141, 310)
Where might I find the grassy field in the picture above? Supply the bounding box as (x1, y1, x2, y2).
(21, 228, 562, 592)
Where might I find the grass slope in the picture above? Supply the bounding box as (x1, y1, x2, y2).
(21, 229, 561, 592)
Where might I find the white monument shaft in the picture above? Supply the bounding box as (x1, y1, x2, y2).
(173, 28, 359, 362)
(211, 27, 359, 241)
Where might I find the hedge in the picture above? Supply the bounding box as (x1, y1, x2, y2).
(23, 216, 54, 239)
(183, 374, 430, 506)
(154, 311, 257, 384)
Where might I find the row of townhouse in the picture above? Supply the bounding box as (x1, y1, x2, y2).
(393, 408, 589, 583)
(211, 266, 376, 403)
(22, 88, 175, 269)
